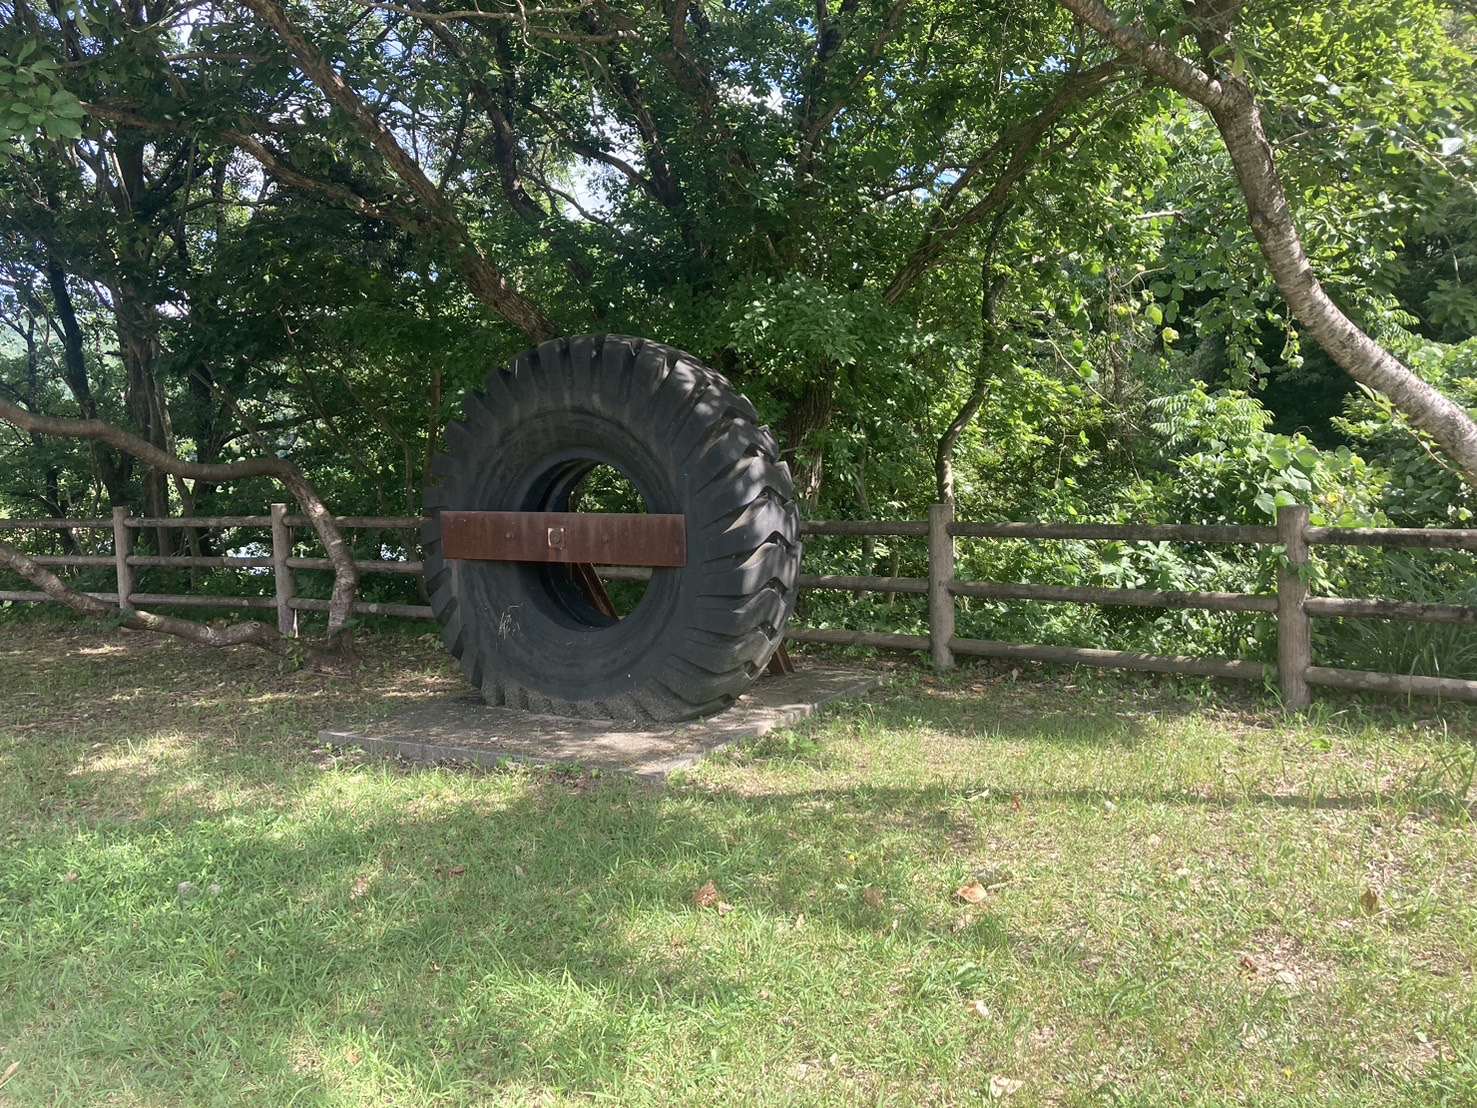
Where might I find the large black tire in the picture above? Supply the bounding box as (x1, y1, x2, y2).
(421, 334, 802, 721)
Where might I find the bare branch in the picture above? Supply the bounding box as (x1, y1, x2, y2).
(348, 0, 637, 39)
(0, 398, 361, 632)
(535, 177, 618, 228)
(354, 0, 591, 19)
(0, 540, 293, 652)
(81, 101, 403, 223)
(518, 100, 662, 201)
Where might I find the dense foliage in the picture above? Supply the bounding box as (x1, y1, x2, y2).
(1, 0, 1474, 674)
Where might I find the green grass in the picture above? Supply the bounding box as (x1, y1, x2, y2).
(1, 621, 1475, 1106)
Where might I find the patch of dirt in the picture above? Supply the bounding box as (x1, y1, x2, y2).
(0, 619, 463, 760)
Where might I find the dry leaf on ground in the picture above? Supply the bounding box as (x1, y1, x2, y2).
(955, 881, 988, 905)
(988, 1075, 1024, 1098)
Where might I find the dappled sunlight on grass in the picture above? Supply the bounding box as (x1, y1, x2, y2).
(75, 642, 130, 656)
(1, 620, 1475, 1104)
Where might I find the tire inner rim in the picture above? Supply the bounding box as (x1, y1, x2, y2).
(520, 454, 655, 630)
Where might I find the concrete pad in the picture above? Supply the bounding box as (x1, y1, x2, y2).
(319, 666, 884, 779)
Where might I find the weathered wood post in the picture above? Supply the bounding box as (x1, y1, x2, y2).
(928, 502, 956, 670)
(271, 503, 298, 638)
(111, 506, 134, 613)
(1276, 503, 1312, 710)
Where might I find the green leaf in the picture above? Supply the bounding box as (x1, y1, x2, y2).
(44, 115, 82, 140)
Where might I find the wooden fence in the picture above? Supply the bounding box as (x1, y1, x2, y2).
(2, 503, 1475, 707)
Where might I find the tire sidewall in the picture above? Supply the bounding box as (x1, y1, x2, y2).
(423, 334, 800, 718)
(448, 407, 691, 700)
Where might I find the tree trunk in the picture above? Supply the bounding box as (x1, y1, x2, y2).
(114, 291, 173, 554)
(1055, 0, 1477, 486)
(1208, 83, 1477, 482)
(776, 378, 835, 507)
(45, 265, 130, 504)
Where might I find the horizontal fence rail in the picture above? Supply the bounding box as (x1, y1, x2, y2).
(3, 504, 1475, 707)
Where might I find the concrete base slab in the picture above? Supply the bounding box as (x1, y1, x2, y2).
(318, 666, 884, 779)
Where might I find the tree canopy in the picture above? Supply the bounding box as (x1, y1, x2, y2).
(1, 0, 1473, 546)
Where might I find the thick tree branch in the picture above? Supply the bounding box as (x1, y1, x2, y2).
(798, 0, 862, 171)
(0, 541, 294, 651)
(800, 0, 909, 164)
(1056, 0, 1230, 109)
(578, 11, 692, 232)
(0, 398, 361, 632)
(657, 0, 716, 99)
(242, 0, 559, 343)
(413, 9, 551, 226)
(1056, 0, 1477, 485)
(884, 59, 1124, 303)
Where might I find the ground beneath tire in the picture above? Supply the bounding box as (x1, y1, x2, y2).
(318, 666, 884, 778)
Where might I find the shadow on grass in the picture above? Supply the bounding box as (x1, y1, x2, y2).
(2, 623, 1474, 1104)
(1, 768, 993, 1099)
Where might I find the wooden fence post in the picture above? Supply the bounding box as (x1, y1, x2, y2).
(112, 506, 134, 613)
(928, 502, 956, 670)
(271, 503, 298, 638)
(1277, 503, 1312, 710)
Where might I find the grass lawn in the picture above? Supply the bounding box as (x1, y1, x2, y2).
(1, 620, 1474, 1106)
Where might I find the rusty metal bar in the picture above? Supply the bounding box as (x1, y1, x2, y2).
(571, 562, 620, 619)
(765, 642, 795, 676)
(440, 511, 686, 567)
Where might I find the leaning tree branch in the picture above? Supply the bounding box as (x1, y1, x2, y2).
(1056, 0, 1477, 486)
(0, 398, 361, 633)
(0, 541, 294, 652)
(242, 0, 560, 343)
(1058, 0, 1231, 109)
